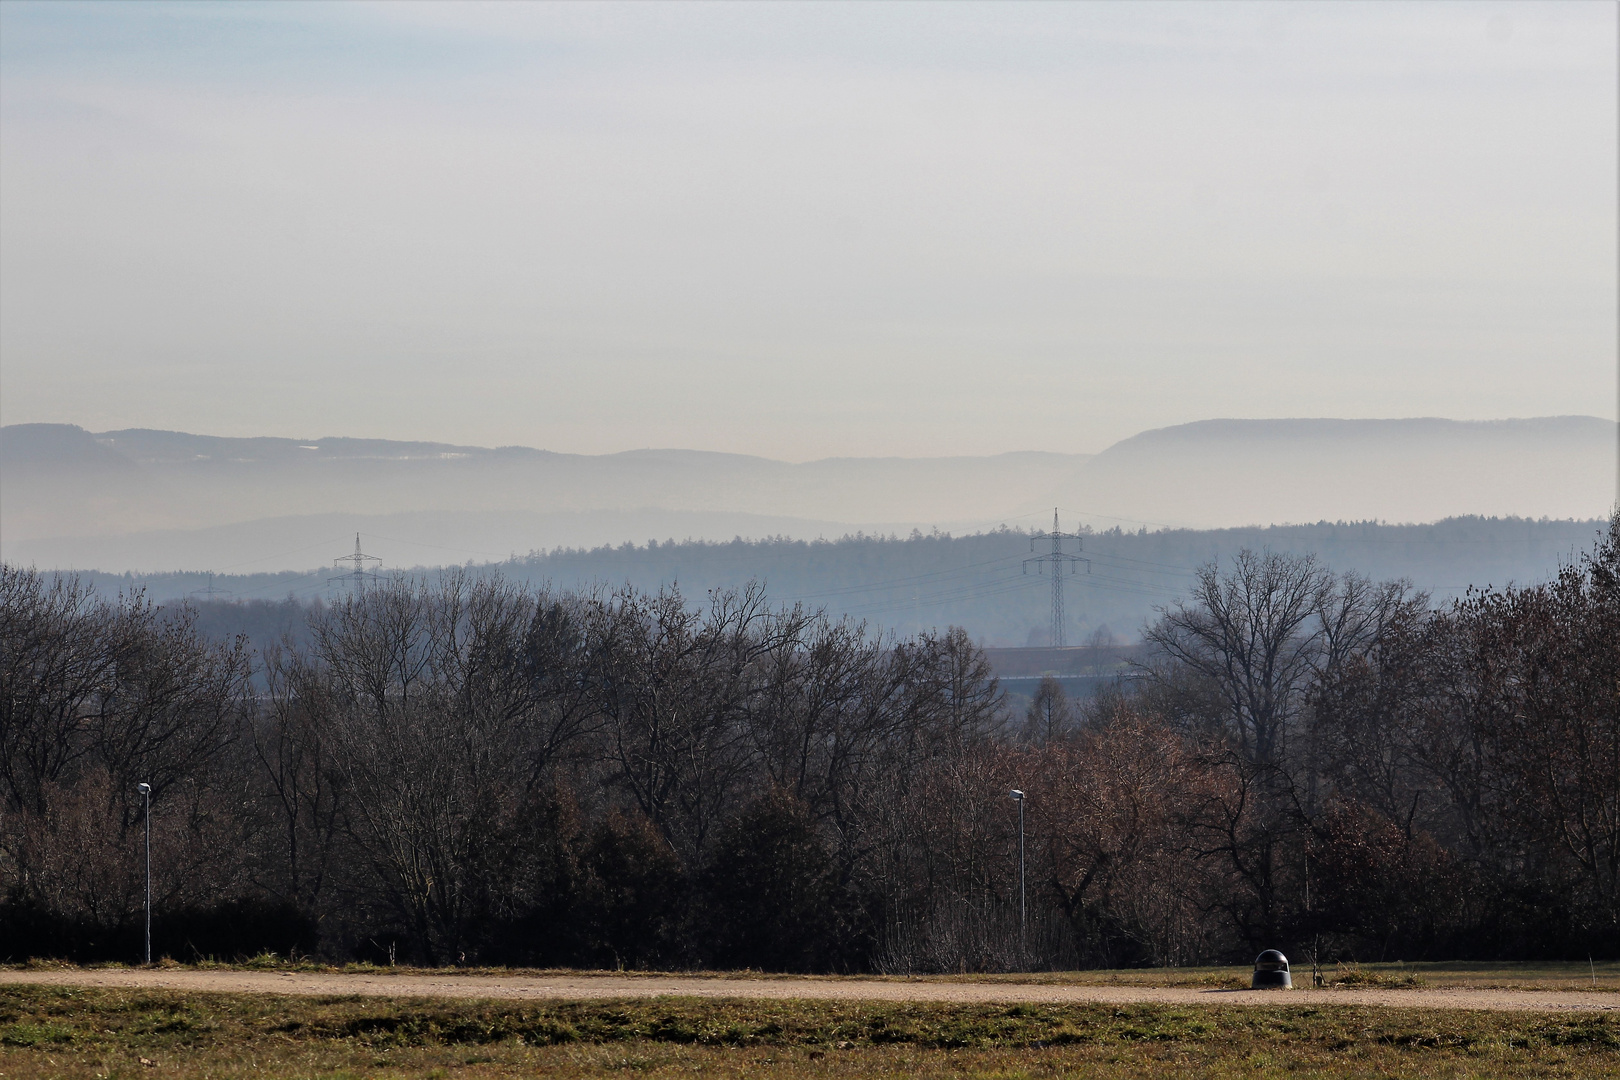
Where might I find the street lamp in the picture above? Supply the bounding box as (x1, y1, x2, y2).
(137, 783, 151, 965)
(1010, 789, 1025, 969)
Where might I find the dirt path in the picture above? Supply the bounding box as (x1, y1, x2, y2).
(4, 968, 1615, 1013)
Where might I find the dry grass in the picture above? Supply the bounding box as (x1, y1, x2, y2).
(1, 985, 1616, 1079)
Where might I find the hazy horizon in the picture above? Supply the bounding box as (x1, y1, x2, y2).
(2, 410, 1614, 464)
(4, 414, 1612, 575)
(3, 1, 1615, 461)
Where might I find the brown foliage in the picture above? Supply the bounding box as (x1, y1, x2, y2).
(1031, 705, 1214, 966)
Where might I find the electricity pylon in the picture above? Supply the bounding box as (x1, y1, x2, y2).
(329, 533, 382, 594)
(186, 571, 232, 603)
(1023, 508, 1089, 647)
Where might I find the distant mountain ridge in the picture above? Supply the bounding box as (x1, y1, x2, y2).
(1107, 415, 1605, 446)
(1, 416, 1613, 573)
(0, 423, 1090, 552)
(1073, 415, 1614, 529)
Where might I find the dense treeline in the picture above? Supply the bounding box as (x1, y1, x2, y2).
(1, 515, 1615, 969)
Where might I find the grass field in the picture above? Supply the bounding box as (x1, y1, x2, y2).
(2, 986, 1616, 1079)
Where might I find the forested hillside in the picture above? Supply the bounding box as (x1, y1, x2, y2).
(73, 516, 1611, 648)
(497, 516, 1608, 645)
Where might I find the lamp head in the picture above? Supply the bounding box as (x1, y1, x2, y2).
(1010, 789, 1024, 800)
(137, 783, 151, 795)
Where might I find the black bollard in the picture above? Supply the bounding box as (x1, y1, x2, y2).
(1252, 950, 1292, 989)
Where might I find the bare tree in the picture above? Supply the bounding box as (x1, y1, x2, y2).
(0, 568, 252, 941)
(253, 644, 345, 911)
(1143, 550, 1327, 767)
(582, 583, 796, 862)
(0, 568, 117, 815)
(1022, 676, 1073, 746)
(297, 571, 591, 962)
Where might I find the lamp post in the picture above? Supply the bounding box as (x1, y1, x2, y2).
(137, 782, 151, 965)
(1010, 789, 1025, 969)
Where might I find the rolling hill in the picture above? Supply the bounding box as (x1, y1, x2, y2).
(1, 416, 1612, 574)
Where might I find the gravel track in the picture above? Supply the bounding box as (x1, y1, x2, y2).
(4, 969, 1616, 1012)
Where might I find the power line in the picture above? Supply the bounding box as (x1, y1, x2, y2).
(1085, 551, 1199, 577)
(200, 535, 354, 574)
(360, 532, 519, 562)
(837, 575, 1043, 619)
(782, 552, 1029, 601)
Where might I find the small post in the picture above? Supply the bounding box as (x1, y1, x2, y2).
(137, 782, 151, 965)
(1010, 789, 1026, 969)
(1252, 950, 1292, 989)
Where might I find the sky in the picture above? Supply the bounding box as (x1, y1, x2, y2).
(1, 1, 1614, 460)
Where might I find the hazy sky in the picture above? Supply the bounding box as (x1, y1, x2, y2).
(1, 1, 1614, 459)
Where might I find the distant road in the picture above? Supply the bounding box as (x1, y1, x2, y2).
(4, 969, 1614, 1013)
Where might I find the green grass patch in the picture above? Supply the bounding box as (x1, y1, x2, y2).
(0, 986, 1616, 1078)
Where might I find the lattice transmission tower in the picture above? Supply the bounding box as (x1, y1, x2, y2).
(328, 533, 383, 594)
(1023, 508, 1090, 647)
(185, 572, 232, 603)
